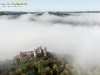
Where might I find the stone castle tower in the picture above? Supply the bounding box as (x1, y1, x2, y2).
(33, 46, 47, 58)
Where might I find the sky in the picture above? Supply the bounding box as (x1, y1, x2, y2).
(0, 0, 100, 12)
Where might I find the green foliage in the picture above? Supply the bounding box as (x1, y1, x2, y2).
(0, 52, 100, 75)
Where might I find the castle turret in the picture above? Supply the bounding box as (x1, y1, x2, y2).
(43, 47, 47, 56)
(20, 52, 22, 57)
(31, 51, 33, 60)
(19, 52, 23, 60)
(39, 46, 42, 53)
(34, 49, 37, 58)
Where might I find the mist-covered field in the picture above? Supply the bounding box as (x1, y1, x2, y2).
(0, 12, 100, 65)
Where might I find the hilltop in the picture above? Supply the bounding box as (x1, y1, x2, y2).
(0, 46, 100, 75)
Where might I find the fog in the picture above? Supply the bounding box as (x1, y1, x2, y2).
(0, 13, 100, 64)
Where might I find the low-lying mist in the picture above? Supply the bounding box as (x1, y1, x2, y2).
(0, 12, 100, 65)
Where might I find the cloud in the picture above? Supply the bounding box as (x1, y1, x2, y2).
(0, 13, 100, 65)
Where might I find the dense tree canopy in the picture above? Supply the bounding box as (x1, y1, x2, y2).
(0, 52, 100, 75)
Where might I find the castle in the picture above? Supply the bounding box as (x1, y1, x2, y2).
(14, 46, 47, 62)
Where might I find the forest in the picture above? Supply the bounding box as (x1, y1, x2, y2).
(0, 51, 100, 75)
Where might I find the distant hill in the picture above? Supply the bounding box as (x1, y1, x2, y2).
(0, 11, 100, 16)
